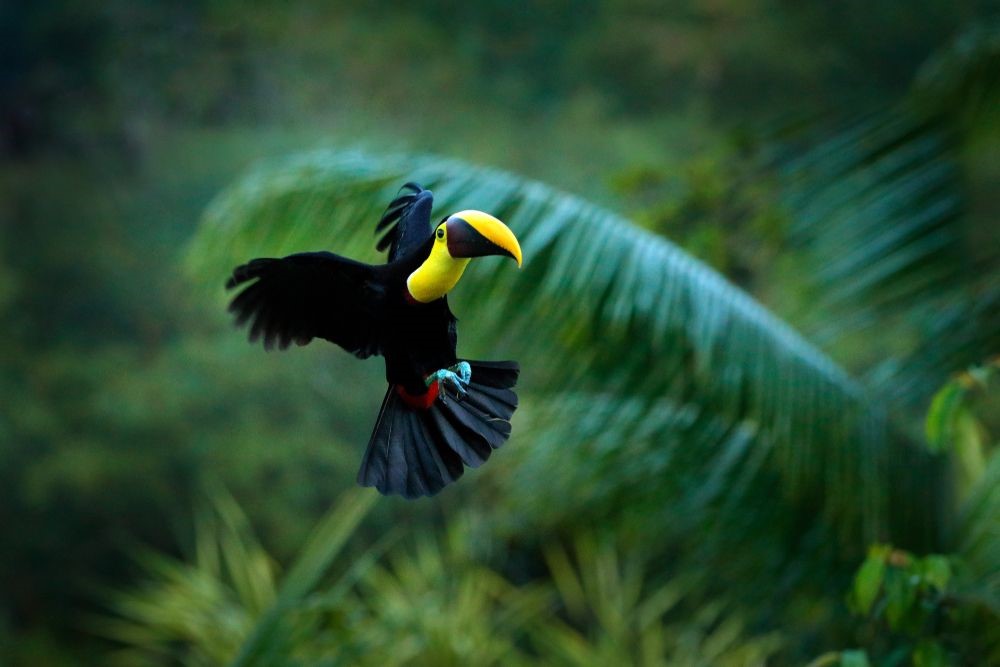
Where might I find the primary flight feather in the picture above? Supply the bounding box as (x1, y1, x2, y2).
(225, 183, 523, 498)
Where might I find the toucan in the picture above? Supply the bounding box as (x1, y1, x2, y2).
(225, 183, 523, 498)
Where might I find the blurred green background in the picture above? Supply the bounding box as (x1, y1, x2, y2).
(3, 1, 999, 665)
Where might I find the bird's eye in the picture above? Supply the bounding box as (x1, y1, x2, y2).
(436, 228, 445, 239)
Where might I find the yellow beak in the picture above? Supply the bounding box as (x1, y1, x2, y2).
(446, 210, 523, 267)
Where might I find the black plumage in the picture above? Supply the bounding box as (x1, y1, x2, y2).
(358, 361, 518, 497)
(225, 183, 519, 498)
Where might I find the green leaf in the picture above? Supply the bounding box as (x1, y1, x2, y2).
(230, 487, 376, 667)
(188, 148, 902, 542)
(925, 381, 967, 453)
(920, 555, 952, 592)
(776, 41, 1000, 405)
(956, 448, 1000, 615)
(839, 648, 872, 667)
(912, 639, 949, 667)
(804, 652, 841, 667)
(91, 488, 282, 665)
(884, 567, 917, 630)
(913, 20, 1000, 122)
(780, 112, 969, 317)
(852, 546, 888, 616)
(926, 360, 995, 486)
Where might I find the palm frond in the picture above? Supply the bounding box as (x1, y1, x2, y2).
(493, 390, 932, 637)
(230, 487, 376, 667)
(959, 450, 1000, 611)
(914, 20, 1000, 123)
(777, 109, 999, 403)
(779, 111, 968, 314)
(188, 148, 906, 541)
(499, 392, 771, 542)
(535, 534, 782, 666)
(889, 286, 1000, 404)
(94, 487, 376, 666)
(774, 22, 1000, 402)
(337, 523, 551, 667)
(958, 463, 1000, 664)
(93, 489, 278, 666)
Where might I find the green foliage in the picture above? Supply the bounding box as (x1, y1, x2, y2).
(920, 359, 999, 613)
(231, 487, 377, 667)
(925, 358, 998, 453)
(925, 383, 970, 455)
(95, 487, 375, 666)
(848, 547, 952, 634)
(945, 367, 1000, 646)
(780, 111, 967, 315)
(773, 23, 1000, 405)
(829, 367, 1000, 666)
(188, 147, 897, 544)
(333, 525, 550, 666)
(94, 490, 279, 665)
(101, 492, 781, 666)
(610, 144, 788, 292)
(837, 650, 872, 667)
(914, 20, 1000, 125)
(536, 535, 781, 666)
(843, 545, 964, 666)
(851, 545, 890, 616)
(6, 1, 1000, 663)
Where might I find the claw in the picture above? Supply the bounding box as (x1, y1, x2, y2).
(452, 361, 472, 384)
(426, 362, 473, 402)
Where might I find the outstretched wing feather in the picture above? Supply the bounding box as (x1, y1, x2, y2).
(226, 251, 383, 358)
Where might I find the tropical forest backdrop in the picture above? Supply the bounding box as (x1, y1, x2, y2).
(2, 1, 999, 665)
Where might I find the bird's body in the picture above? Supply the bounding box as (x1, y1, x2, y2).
(372, 238, 460, 395)
(225, 183, 522, 498)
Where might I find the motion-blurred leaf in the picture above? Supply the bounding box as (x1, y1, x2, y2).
(839, 649, 872, 667)
(912, 639, 949, 667)
(920, 555, 951, 592)
(187, 148, 901, 543)
(851, 545, 888, 616)
(231, 487, 376, 667)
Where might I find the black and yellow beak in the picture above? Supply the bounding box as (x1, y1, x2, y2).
(445, 210, 523, 267)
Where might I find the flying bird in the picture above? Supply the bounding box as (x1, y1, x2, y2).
(225, 183, 523, 498)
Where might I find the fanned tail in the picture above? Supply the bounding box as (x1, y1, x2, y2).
(357, 360, 519, 498)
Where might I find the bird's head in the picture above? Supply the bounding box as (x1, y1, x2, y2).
(406, 210, 522, 303)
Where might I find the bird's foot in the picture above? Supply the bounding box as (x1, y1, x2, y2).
(426, 361, 472, 402)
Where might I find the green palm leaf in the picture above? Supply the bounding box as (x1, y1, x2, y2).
(187, 148, 905, 541)
(778, 110, 971, 319)
(93, 487, 376, 666)
(775, 22, 1000, 402)
(914, 19, 1000, 123)
(230, 487, 376, 666)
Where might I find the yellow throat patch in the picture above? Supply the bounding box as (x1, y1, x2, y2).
(406, 228, 470, 303)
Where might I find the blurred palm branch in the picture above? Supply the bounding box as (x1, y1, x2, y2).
(186, 147, 905, 545)
(91, 16, 1000, 666)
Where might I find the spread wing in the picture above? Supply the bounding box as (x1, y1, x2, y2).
(226, 251, 385, 357)
(375, 182, 435, 262)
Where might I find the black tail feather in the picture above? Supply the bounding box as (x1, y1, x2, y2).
(357, 388, 393, 489)
(357, 360, 519, 498)
(461, 360, 519, 389)
(443, 398, 509, 451)
(430, 404, 492, 467)
(385, 401, 409, 495)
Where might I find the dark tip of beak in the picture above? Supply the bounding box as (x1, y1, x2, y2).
(446, 217, 517, 261)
